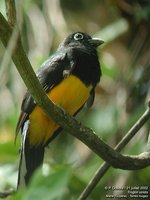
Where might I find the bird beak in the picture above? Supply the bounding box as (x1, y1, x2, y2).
(88, 38, 104, 47)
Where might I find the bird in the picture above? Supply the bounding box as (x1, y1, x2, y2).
(16, 31, 103, 187)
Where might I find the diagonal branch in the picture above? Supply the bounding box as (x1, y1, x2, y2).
(0, 11, 150, 171)
(5, 0, 16, 26)
(78, 106, 150, 199)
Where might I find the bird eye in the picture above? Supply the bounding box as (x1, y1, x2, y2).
(74, 33, 84, 41)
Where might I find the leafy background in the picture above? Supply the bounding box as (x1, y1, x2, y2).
(0, 0, 150, 199)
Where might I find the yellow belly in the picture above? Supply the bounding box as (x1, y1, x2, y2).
(28, 75, 91, 146)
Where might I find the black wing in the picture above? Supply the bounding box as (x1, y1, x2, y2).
(16, 50, 76, 187)
(16, 50, 74, 137)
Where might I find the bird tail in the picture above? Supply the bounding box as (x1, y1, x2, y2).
(17, 121, 44, 188)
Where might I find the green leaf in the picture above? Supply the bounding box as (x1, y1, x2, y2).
(12, 165, 72, 200)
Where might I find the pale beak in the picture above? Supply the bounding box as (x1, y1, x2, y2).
(88, 38, 104, 47)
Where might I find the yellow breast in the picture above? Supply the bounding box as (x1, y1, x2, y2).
(28, 75, 91, 146)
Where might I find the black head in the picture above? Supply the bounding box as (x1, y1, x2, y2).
(56, 32, 103, 86)
(58, 32, 104, 51)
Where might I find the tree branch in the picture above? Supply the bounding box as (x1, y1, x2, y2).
(0, 189, 15, 199)
(5, 0, 16, 26)
(0, 11, 150, 172)
(78, 104, 150, 199)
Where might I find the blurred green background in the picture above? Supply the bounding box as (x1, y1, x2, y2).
(0, 0, 150, 199)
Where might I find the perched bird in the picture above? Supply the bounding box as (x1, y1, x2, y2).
(16, 32, 103, 187)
